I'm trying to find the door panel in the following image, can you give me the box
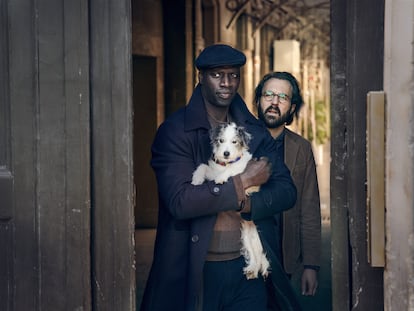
[89,0,136,309]
[1,0,135,310]
[2,0,92,309]
[0,1,13,308]
[330,0,385,309]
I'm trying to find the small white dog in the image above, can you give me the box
[191,122,270,279]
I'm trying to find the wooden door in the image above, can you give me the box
[0,3,13,307]
[1,0,135,310]
[0,0,91,309]
[330,0,385,310]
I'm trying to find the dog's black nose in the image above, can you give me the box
[223,151,230,158]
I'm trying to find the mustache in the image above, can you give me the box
[265,106,281,115]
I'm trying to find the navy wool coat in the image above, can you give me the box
[140,84,301,311]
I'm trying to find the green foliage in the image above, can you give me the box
[314,100,329,145]
[307,100,329,145]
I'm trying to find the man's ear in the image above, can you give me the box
[290,103,296,114]
[198,71,203,84]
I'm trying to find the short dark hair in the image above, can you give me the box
[254,71,303,125]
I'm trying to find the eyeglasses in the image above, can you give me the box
[261,90,290,103]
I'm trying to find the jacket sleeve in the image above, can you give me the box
[248,132,297,221]
[150,120,240,220]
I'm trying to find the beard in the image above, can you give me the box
[258,104,291,129]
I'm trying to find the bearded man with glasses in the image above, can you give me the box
[255,71,322,303]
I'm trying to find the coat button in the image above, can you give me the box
[213,186,220,193]
[191,235,199,243]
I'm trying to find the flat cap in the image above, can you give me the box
[195,44,246,70]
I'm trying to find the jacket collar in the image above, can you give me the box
[184,85,210,131]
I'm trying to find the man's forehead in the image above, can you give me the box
[264,78,292,88]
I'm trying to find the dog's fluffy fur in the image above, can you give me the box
[191,122,270,279]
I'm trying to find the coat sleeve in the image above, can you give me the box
[150,120,241,220]
[248,132,297,221]
[299,141,322,267]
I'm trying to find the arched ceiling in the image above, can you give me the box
[225,0,330,62]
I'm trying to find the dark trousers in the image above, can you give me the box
[202,256,267,311]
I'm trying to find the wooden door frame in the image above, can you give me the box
[89,0,135,309]
[1,0,135,309]
[3,1,92,309]
[330,0,385,310]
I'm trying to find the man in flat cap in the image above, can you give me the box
[141,44,301,311]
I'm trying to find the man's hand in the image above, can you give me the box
[239,157,272,189]
[301,268,318,296]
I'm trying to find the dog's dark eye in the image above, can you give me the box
[232,140,237,144]
[219,139,224,143]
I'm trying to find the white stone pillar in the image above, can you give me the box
[383,0,414,310]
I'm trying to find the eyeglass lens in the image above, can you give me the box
[263,91,290,102]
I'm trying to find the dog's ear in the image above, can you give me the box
[237,126,252,146]
[238,126,252,146]
[209,125,222,144]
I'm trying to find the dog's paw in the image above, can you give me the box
[261,267,270,279]
[245,186,260,196]
[191,164,207,185]
[260,256,271,279]
[243,262,270,280]
[243,266,259,280]
[213,177,226,184]
[212,171,231,185]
